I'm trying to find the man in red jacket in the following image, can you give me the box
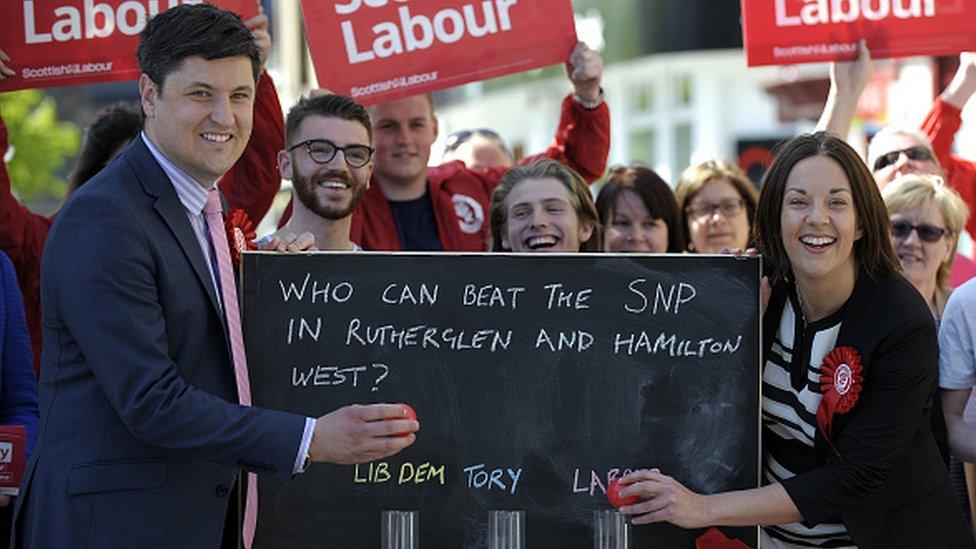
[352,41,611,251]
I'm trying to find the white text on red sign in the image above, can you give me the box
[23,0,203,44]
[774,0,935,27]
[337,0,519,64]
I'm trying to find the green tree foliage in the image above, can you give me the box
[1,90,81,202]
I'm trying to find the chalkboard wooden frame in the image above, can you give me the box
[242,252,762,548]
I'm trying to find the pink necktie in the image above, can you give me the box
[203,189,259,548]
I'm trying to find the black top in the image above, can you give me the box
[388,192,443,251]
[762,271,973,549]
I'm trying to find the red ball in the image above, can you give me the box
[392,403,417,437]
[606,478,639,508]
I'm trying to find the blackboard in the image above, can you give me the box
[241,253,761,548]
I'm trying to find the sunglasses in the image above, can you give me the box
[872,146,935,172]
[443,128,507,153]
[890,220,948,243]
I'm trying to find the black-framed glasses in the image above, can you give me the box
[286,139,373,168]
[686,198,744,220]
[443,128,506,153]
[890,220,948,242]
[872,146,935,172]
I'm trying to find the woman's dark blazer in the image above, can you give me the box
[762,271,973,549]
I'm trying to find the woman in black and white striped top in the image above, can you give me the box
[762,289,852,548]
[617,132,973,548]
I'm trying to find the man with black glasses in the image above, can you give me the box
[268,93,375,252]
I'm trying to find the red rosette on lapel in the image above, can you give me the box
[817,346,864,442]
[223,208,257,268]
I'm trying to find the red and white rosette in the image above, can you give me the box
[816,346,864,441]
[223,208,257,268]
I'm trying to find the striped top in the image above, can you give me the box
[760,290,856,548]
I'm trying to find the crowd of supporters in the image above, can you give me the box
[1,3,976,548]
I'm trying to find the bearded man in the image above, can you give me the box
[270,94,374,251]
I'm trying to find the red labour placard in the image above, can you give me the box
[0,1,258,92]
[300,0,578,105]
[740,0,976,67]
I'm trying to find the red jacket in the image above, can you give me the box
[0,72,285,374]
[350,93,611,251]
[921,97,976,238]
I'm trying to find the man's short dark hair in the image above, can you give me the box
[285,95,373,145]
[137,4,260,92]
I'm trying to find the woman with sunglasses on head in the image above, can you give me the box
[596,166,685,253]
[615,132,973,548]
[675,159,758,254]
[441,128,514,171]
[867,127,944,190]
[489,158,600,253]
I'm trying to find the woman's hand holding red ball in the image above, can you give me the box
[614,469,711,529]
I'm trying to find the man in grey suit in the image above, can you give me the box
[12,5,417,547]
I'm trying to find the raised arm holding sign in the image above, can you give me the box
[814,40,871,138]
[921,53,976,241]
[0,52,14,80]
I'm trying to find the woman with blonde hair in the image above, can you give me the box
[882,174,969,320]
[675,159,759,253]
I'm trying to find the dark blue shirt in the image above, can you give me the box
[388,193,444,251]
